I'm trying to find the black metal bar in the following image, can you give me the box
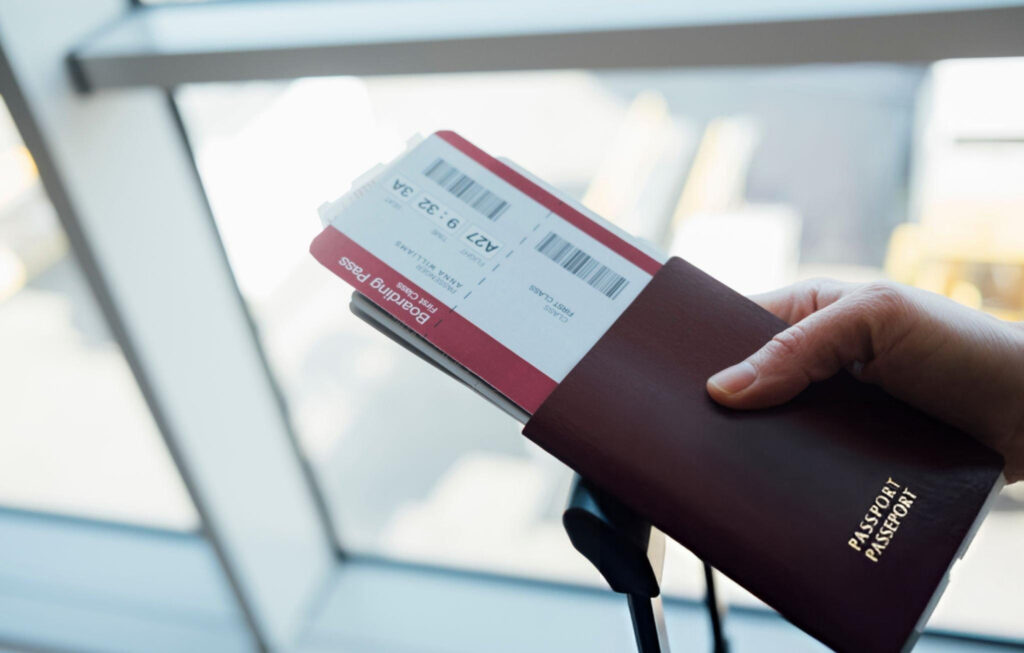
[703,562,729,653]
[628,593,672,653]
[563,474,733,652]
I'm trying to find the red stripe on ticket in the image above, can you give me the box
[311,226,558,413]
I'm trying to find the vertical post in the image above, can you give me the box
[0,2,335,649]
[703,563,729,653]
[627,593,672,653]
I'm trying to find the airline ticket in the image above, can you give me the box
[310,131,666,414]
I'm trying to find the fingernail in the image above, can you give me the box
[708,362,757,394]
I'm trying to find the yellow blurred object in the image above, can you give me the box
[0,145,39,212]
[947,280,983,310]
[885,216,1024,320]
[20,145,38,177]
[898,58,1024,320]
[669,116,759,231]
[0,141,68,286]
[580,91,692,244]
[0,245,28,303]
[582,91,671,222]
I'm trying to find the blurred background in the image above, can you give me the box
[2,1,1024,651]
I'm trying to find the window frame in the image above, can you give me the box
[3,0,1024,650]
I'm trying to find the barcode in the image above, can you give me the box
[423,158,510,221]
[535,232,629,299]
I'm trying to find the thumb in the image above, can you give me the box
[706,297,876,409]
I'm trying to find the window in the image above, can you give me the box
[174,61,1024,641]
[0,87,245,653]
[0,94,197,531]
[7,1,1024,649]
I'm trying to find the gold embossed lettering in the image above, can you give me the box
[848,479,918,563]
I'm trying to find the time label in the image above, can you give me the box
[413,192,464,235]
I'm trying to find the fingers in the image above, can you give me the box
[708,287,887,409]
[749,278,854,325]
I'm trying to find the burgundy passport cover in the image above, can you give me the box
[523,257,1003,653]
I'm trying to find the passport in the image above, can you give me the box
[312,132,1005,653]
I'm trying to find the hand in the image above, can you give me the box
[706,279,1024,482]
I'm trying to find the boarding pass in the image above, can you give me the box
[310,131,666,414]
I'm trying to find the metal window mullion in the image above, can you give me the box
[0,1,335,650]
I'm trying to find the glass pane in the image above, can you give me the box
[174,61,1024,640]
[0,94,197,531]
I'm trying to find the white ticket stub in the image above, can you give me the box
[311,131,665,414]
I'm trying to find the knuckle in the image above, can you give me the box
[803,276,834,292]
[854,281,912,322]
[764,323,809,361]
[788,277,831,301]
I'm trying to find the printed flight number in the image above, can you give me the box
[462,226,502,259]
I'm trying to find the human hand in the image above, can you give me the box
[706,279,1024,482]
